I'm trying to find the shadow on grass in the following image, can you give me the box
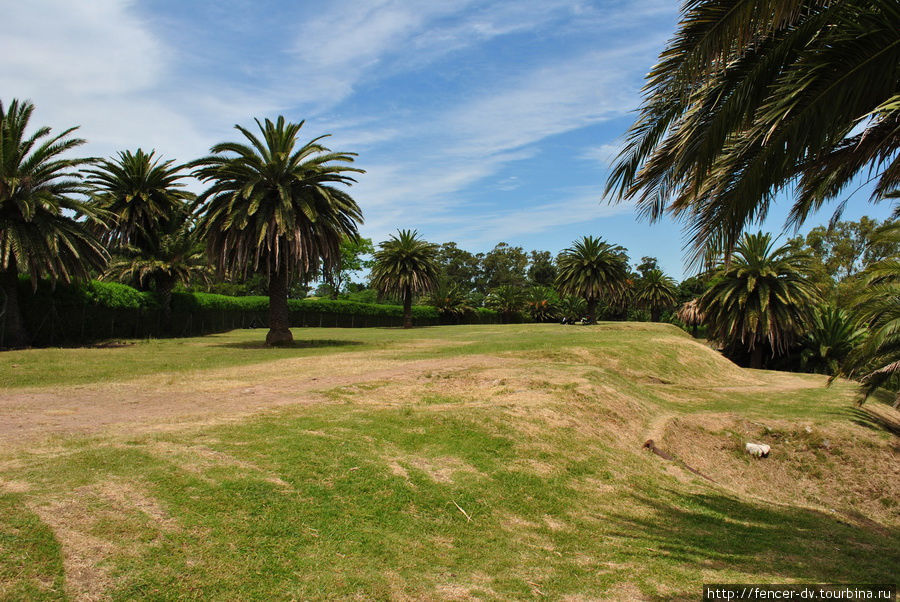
[843,399,900,437]
[603,489,899,600]
[212,339,366,350]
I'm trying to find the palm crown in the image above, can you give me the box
[555,236,629,322]
[700,232,820,367]
[606,0,900,262]
[0,98,107,347]
[84,149,192,252]
[634,269,677,321]
[193,116,363,280]
[371,229,439,328]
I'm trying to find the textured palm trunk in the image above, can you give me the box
[266,267,293,346]
[0,263,29,348]
[750,344,763,370]
[402,284,413,329]
[156,275,176,332]
[586,298,598,324]
[651,307,662,322]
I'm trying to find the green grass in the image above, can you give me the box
[1,324,897,599]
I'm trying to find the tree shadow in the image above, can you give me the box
[213,339,365,350]
[842,399,900,437]
[602,488,899,599]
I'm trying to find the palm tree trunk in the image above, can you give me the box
[586,298,598,324]
[266,266,293,346]
[403,284,413,329]
[0,264,28,348]
[157,275,176,333]
[750,344,763,369]
[651,307,661,322]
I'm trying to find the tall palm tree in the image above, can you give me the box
[555,236,629,323]
[634,268,677,322]
[370,230,439,329]
[843,222,900,407]
[0,99,107,348]
[84,149,192,252]
[103,211,210,322]
[699,232,820,369]
[193,116,363,345]
[606,0,900,263]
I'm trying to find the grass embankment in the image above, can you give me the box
[1,324,897,600]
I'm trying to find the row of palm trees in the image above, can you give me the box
[1,99,363,347]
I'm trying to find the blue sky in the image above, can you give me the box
[1,0,892,279]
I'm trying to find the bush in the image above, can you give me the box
[8,279,499,347]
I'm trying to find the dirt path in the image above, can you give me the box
[0,351,514,447]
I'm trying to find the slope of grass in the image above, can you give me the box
[1,324,897,600]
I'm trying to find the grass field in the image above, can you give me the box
[1,324,898,600]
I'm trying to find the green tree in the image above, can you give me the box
[193,116,363,346]
[436,242,480,293]
[634,268,677,322]
[700,232,820,369]
[371,230,439,329]
[428,278,473,324]
[479,242,528,292]
[607,0,900,261]
[84,149,192,252]
[527,250,557,287]
[0,99,107,348]
[321,236,374,299]
[555,236,629,323]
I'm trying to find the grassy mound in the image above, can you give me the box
[0,324,897,599]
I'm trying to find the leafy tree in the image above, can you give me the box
[634,268,677,322]
[555,236,629,323]
[435,242,480,293]
[607,0,900,261]
[527,250,557,287]
[321,236,374,299]
[700,232,820,369]
[193,116,363,346]
[634,256,658,278]
[0,99,107,347]
[84,149,192,252]
[485,284,525,323]
[479,242,528,292]
[525,286,559,323]
[371,229,439,328]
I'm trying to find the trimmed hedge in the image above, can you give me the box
[7,279,499,347]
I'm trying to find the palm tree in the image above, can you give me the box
[558,296,587,323]
[843,222,900,407]
[634,269,677,322]
[84,149,192,252]
[0,99,107,348]
[486,285,526,323]
[676,298,705,337]
[555,236,629,323]
[606,0,900,262]
[103,211,210,322]
[525,286,559,323]
[429,278,473,324]
[193,116,363,345]
[370,230,439,328]
[699,232,820,369]
[796,305,866,377]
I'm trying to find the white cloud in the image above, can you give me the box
[580,143,624,168]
